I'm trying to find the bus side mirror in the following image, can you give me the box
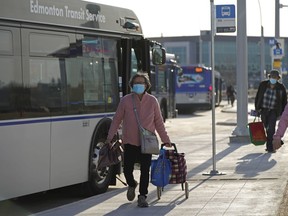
[152,47,166,65]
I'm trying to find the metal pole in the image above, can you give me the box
[199,34,202,65]
[260,26,265,81]
[203,0,224,176]
[257,0,265,81]
[210,0,216,174]
[275,0,280,38]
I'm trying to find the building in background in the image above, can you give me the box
[149,33,288,89]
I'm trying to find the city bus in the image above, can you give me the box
[0,0,165,201]
[175,65,222,112]
[150,53,182,121]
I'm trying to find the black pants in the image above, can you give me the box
[261,109,277,151]
[123,144,152,196]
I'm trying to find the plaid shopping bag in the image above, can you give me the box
[165,150,187,184]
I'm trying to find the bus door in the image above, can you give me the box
[119,37,165,98]
[21,28,75,190]
[120,38,152,96]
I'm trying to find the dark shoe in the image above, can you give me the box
[267,150,276,153]
[137,195,148,207]
[127,181,138,201]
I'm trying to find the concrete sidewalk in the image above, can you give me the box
[35,103,288,216]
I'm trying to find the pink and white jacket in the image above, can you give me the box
[107,92,170,146]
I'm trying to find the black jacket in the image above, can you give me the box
[255,80,287,117]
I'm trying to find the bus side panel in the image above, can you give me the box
[50,117,95,189]
[0,123,50,201]
[176,92,209,104]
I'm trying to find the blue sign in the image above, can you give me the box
[274,48,283,56]
[269,38,276,46]
[216,5,236,19]
[215,4,236,33]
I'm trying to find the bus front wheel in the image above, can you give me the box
[89,140,114,194]
[83,119,115,196]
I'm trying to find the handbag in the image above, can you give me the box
[132,94,160,155]
[97,140,123,169]
[248,117,267,146]
[151,149,172,187]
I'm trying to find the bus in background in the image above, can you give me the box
[175,65,222,112]
[0,0,165,201]
[150,53,182,122]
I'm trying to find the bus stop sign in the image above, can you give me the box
[215,5,236,33]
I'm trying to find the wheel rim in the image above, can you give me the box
[91,142,112,184]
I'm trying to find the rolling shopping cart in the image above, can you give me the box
[156,143,189,199]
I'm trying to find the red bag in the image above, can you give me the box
[248,119,267,146]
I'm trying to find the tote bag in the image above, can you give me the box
[151,150,171,187]
[248,118,267,146]
[140,127,160,155]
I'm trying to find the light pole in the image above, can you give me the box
[275,0,288,38]
[258,0,265,81]
[275,1,288,72]
[276,0,280,38]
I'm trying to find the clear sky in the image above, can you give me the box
[87,0,288,38]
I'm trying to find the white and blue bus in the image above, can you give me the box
[175,65,222,112]
[0,0,165,201]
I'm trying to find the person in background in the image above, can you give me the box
[255,69,287,153]
[226,84,236,107]
[105,72,171,208]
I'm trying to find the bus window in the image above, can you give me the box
[0,29,22,120]
[80,36,119,113]
[0,29,13,54]
[30,33,70,56]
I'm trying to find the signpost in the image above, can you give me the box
[215,5,236,33]
[203,3,236,176]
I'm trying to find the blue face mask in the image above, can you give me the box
[132,84,145,94]
[269,78,277,85]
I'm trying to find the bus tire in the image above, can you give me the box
[83,118,115,196]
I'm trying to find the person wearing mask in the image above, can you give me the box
[255,69,287,153]
[106,71,171,207]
